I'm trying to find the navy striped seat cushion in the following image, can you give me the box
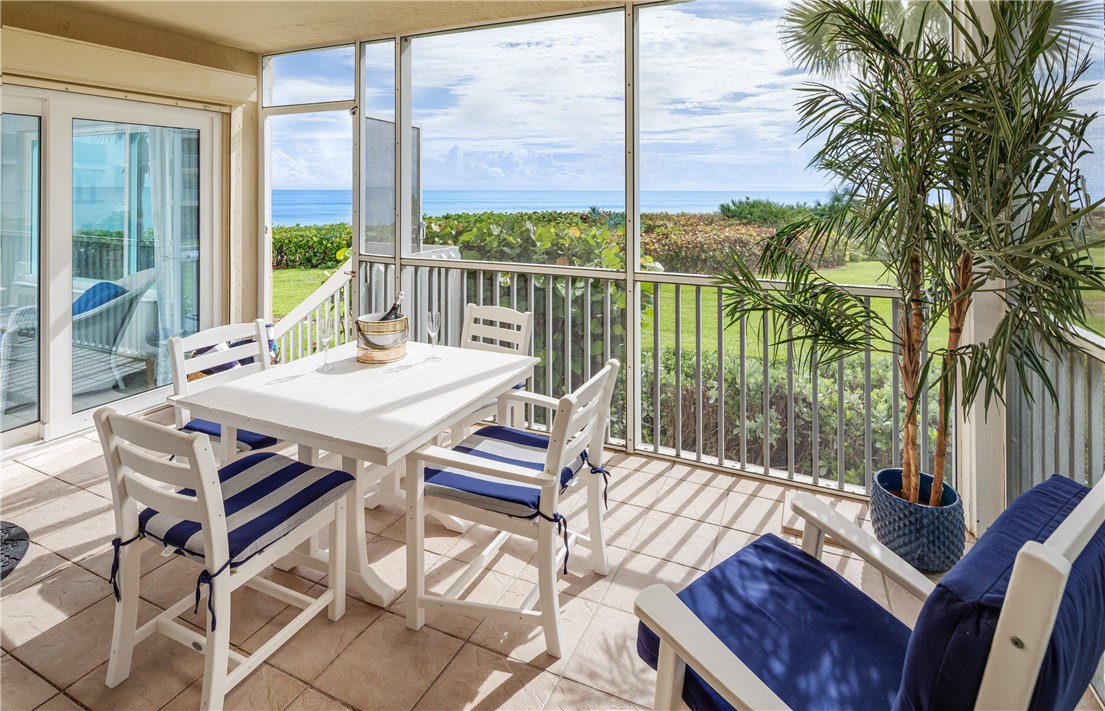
[424,425,583,518]
[181,418,278,451]
[138,452,354,565]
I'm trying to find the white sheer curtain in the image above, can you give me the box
[147,127,180,386]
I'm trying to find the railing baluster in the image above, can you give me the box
[837,358,845,490]
[674,284,683,455]
[717,288,725,467]
[653,282,661,452]
[1057,349,1071,476]
[762,311,770,478]
[1088,358,1103,486]
[812,347,820,486]
[864,296,873,493]
[585,278,593,383]
[892,298,901,468]
[564,276,573,395]
[545,276,553,426]
[739,313,747,469]
[1072,351,1086,480]
[695,286,703,462]
[786,322,794,480]
[1042,349,1055,476]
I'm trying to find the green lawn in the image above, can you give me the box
[272,268,331,320]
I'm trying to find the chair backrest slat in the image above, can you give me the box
[95,408,230,568]
[460,304,533,356]
[169,319,270,427]
[546,360,620,482]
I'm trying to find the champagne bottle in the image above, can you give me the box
[379,291,405,321]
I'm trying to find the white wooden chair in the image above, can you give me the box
[634,474,1105,711]
[365,304,534,532]
[168,319,282,462]
[405,359,620,658]
[94,408,353,711]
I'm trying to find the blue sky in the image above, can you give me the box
[267,0,1104,200]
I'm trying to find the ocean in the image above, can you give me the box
[270,189,835,226]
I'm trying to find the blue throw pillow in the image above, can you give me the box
[73,282,127,316]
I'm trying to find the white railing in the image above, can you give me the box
[1007,325,1105,497]
[358,255,948,497]
[273,259,355,363]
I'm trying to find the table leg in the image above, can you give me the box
[405,454,426,630]
[221,426,238,464]
[343,457,398,607]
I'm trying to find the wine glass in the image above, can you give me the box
[426,310,441,362]
[317,310,335,372]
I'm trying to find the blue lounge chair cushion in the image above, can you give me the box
[895,475,1105,711]
[73,282,127,316]
[182,418,278,451]
[637,533,911,711]
[138,452,353,564]
[424,425,584,518]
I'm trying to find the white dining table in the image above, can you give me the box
[170,340,538,607]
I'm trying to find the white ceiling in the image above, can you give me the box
[59,0,622,54]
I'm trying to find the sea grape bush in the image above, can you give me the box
[272,223,353,269]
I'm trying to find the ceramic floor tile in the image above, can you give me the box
[468,579,597,675]
[543,678,643,711]
[284,688,353,710]
[313,612,463,711]
[605,471,667,510]
[600,551,701,613]
[651,478,728,525]
[4,488,112,543]
[35,508,116,565]
[560,497,646,552]
[362,501,406,535]
[1,565,110,650]
[160,663,305,711]
[562,605,656,708]
[443,523,538,580]
[15,436,104,474]
[518,542,624,604]
[728,476,788,501]
[66,632,205,711]
[380,513,465,556]
[603,453,669,475]
[11,595,162,690]
[1,654,59,711]
[885,576,925,628]
[627,510,717,571]
[239,587,383,683]
[0,476,85,521]
[0,542,70,597]
[720,489,786,535]
[32,693,83,711]
[659,461,737,491]
[0,461,55,494]
[711,527,758,567]
[390,556,514,640]
[414,642,559,711]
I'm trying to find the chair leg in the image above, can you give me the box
[105,543,141,688]
[199,575,232,711]
[537,523,564,658]
[328,495,348,621]
[587,470,610,576]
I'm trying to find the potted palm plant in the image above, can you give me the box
[718,0,1104,572]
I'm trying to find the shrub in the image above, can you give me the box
[719,197,814,227]
[272,223,352,269]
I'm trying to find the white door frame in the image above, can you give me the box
[6,86,222,442]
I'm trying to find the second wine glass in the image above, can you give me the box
[317,310,335,372]
[426,310,441,362]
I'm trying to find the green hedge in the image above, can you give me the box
[272,223,352,269]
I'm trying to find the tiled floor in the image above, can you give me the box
[1,408,1100,711]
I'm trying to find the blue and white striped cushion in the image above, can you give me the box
[424,425,583,518]
[138,452,353,566]
[181,418,279,451]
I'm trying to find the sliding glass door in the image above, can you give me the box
[2,86,221,444]
[71,120,201,412]
[0,113,42,435]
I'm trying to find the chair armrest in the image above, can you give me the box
[414,445,554,485]
[634,585,791,711]
[498,389,559,410]
[791,492,934,601]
